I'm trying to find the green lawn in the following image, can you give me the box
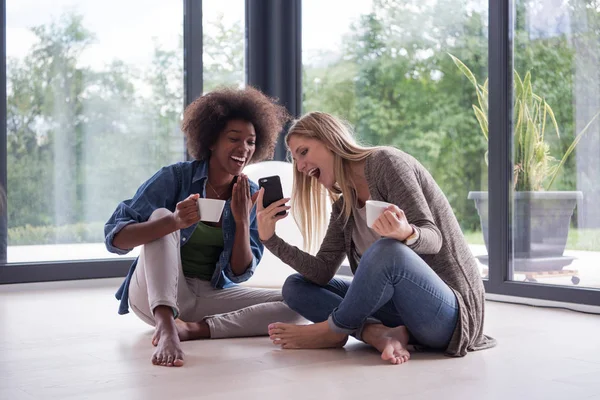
[463,229,600,252]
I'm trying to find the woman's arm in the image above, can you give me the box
[371,150,442,254]
[112,214,178,250]
[112,194,200,251]
[104,165,183,255]
[259,195,346,286]
[229,175,256,275]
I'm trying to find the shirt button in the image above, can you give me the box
[182,237,186,241]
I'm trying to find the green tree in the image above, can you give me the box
[304,0,489,230]
[202,13,244,91]
[7,13,185,243]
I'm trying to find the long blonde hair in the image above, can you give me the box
[285,112,381,254]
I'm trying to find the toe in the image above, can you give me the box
[156,355,164,365]
[173,358,184,367]
[166,355,174,366]
[270,332,287,340]
[268,322,286,331]
[381,345,395,362]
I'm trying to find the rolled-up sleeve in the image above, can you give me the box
[104,165,181,255]
[104,219,137,255]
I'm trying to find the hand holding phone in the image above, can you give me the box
[259,175,285,216]
[256,175,290,241]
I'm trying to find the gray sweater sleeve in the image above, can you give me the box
[370,151,443,254]
[261,204,347,286]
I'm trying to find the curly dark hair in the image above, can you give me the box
[181,86,290,162]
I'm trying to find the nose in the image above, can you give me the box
[296,160,307,174]
[238,141,251,154]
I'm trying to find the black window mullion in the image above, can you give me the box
[488,0,513,292]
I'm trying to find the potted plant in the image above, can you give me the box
[450,54,599,271]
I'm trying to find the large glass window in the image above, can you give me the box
[6,0,184,262]
[302,0,489,278]
[510,0,600,288]
[202,0,244,91]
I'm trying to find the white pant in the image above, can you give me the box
[128,208,303,338]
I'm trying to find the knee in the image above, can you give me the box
[282,273,308,308]
[149,208,171,221]
[360,238,414,269]
[143,208,179,247]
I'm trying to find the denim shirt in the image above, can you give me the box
[104,160,264,315]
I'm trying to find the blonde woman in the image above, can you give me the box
[256,112,496,364]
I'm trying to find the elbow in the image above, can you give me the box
[108,232,131,255]
[111,234,125,252]
[424,232,443,255]
[432,228,443,253]
[311,272,336,287]
[412,225,442,254]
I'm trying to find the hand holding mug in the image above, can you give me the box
[172,193,201,230]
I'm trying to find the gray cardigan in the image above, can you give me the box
[263,147,496,356]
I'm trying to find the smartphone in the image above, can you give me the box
[259,175,286,216]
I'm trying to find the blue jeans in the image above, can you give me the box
[283,238,459,349]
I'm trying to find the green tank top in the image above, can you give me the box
[180,221,224,280]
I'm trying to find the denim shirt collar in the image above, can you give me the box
[192,159,210,183]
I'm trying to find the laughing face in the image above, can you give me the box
[287,135,336,189]
[210,119,256,176]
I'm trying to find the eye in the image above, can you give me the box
[300,148,308,156]
[229,138,239,143]
[247,140,256,146]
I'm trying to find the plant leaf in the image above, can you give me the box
[545,102,560,139]
[473,105,488,141]
[546,110,600,189]
[448,53,479,89]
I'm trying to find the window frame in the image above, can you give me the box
[2,0,599,308]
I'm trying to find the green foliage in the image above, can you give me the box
[303,0,489,231]
[451,54,600,191]
[8,2,600,243]
[302,0,600,230]
[7,11,244,246]
[9,222,105,245]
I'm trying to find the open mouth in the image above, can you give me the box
[308,167,320,179]
[231,155,246,166]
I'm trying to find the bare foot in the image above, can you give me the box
[268,321,348,349]
[150,307,185,367]
[362,324,410,365]
[176,319,210,341]
[152,319,210,345]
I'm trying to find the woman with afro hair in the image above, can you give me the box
[105,87,303,367]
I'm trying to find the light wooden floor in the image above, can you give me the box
[1,278,599,400]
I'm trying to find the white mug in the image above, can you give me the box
[197,198,226,223]
[365,200,394,228]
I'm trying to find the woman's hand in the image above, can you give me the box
[256,188,290,241]
[231,174,254,225]
[372,205,414,242]
[172,193,201,230]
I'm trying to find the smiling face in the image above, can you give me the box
[210,119,256,176]
[287,135,336,189]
